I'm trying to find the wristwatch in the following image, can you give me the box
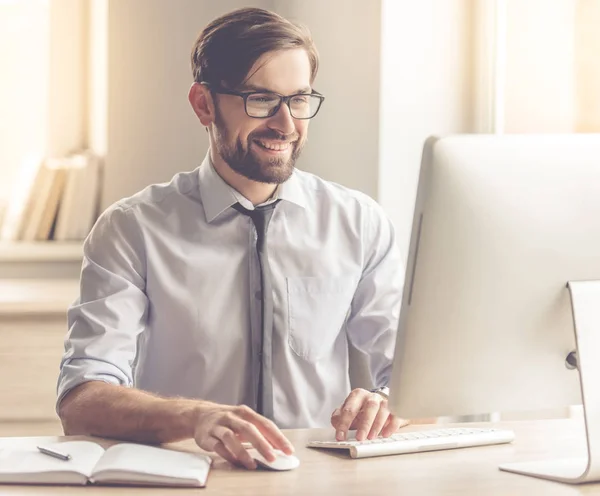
[369,386,390,399]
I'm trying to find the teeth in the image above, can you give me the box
[257,140,291,151]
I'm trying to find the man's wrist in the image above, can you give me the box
[180,399,216,438]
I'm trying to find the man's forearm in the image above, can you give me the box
[58,381,214,444]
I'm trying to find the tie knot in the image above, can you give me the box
[233,201,278,218]
[232,201,280,236]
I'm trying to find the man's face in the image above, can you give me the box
[211,48,312,184]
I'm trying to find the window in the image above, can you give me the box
[478,0,600,134]
[0,0,50,202]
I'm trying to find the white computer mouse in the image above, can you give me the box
[246,448,300,471]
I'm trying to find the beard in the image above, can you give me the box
[213,111,304,184]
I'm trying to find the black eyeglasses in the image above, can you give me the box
[202,83,325,119]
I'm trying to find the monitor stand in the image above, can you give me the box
[499,280,600,484]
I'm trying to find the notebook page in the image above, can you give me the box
[91,443,211,486]
[0,441,105,484]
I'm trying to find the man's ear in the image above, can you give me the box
[188,82,215,127]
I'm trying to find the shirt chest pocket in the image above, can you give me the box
[286,276,357,362]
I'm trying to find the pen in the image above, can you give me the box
[36,445,72,461]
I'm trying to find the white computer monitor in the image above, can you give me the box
[388,134,600,484]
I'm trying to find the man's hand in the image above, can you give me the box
[331,388,409,442]
[193,404,294,470]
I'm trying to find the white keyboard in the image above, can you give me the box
[307,427,515,459]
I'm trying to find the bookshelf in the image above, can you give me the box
[0,241,83,263]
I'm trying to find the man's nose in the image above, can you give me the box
[267,102,296,136]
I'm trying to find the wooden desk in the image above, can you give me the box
[0,419,599,495]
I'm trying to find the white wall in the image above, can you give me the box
[379,0,475,261]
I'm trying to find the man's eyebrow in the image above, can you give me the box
[293,86,312,94]
[240,84,312,94]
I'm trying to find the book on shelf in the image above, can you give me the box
[0,440,212,487]
[21,158,68,242]
[54,152,102,241]
[16,159,51,241]
[0,151,102,243]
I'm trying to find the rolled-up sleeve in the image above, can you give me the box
[56,203,148,410]
[345,203,404,388]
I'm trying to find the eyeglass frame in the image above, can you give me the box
[200,82,325,120]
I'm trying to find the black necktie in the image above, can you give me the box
[232,201,279,420]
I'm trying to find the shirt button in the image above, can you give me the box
[254,290,262,300]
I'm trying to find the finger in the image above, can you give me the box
[367,405,390,440]
[335,389,367,441]
[355,395,383,441]
[196,432,221,452]
[225,414,277,462]
[380,415,393,437]
[211,440,247,468]
[196,424,257,469]
[330,408,342,430]
[197,430,247,467]
[235,406,295,455]
[381,415,410,438]
[212,425,257,469]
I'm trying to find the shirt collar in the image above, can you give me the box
[197,151,308,223]
[197,153,240,223]
[278,167,308,210]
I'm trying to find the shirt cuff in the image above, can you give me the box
[56,357,133,413]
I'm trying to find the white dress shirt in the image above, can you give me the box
[57,153,404,428]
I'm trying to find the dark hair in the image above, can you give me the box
[191,8,319,88]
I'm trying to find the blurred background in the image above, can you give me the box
[0,0,598,431]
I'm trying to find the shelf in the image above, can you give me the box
[0,279,79,315]
[0,242,83,262]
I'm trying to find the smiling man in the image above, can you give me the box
[57,7,406,470]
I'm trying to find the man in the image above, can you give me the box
[57,7,405,470]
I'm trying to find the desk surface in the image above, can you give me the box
[0,419,598,495]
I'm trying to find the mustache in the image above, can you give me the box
[250,130,299,142]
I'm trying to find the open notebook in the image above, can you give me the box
[0,441,211,487]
